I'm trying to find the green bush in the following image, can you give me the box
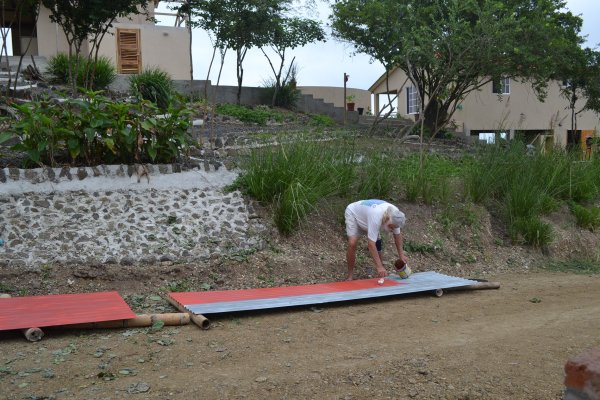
[261,80,300,109]
[509,216,553,247]
[569,202,600,231]
[215,103,286,125]
[310,114,336,127]
[46,53,116,90]
[129,67,174,110]
[7,90,194,166]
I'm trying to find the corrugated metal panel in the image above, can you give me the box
[0,291,135,331]
[171,272,476,315]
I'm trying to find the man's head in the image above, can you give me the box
[390,208,406,229]
[384,206,406,232]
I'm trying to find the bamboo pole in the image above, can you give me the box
[63,313,190,329]
[166,296,211,330]
[447,282,501,291]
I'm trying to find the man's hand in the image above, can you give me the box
[376,266,388,278]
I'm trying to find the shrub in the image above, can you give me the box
[8,90,194,166]
[310,114,336,127]
[509,216,553,247]
[215,103,286,125]
[569,202,600,231]
[129,67,174,110]
[46,53,71,84]
[46,53,116,90]
[261,79,300,109]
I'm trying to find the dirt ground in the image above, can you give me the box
[1,194,600,400]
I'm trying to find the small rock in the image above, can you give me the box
[127,382,150,394]
[255,376,268,383]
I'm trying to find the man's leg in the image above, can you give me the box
[376,237,383,262]
[346,236,359,281]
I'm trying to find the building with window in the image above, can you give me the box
[1,1,190,79]
[369,67,600,150]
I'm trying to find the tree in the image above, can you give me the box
[557,47,600,134]
[187,0,290,104]
[331,0,585,137]
[261,16,325,106]
[41,0,151,94]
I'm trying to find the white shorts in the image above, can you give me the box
[345,206,364,237]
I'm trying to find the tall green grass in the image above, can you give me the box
[235,136,600,242]
[236,138,354,233]
[569,202,600,231]
[129,67,174,110]
[47,53,116,90]
[397,153,463,205]
[355,152,399,200]
[465,142,600,246]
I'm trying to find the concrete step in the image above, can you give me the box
[358,115,413,127]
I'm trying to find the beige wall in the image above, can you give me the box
[37,6,74,57]
[97,23,190,80]
[371,68,600,147]
[36,5,189,80]
[299,86,371,111]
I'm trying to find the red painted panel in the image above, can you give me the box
[0,291,135,331]
[170,278,403,305]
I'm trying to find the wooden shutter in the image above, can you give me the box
[117,29,141,74]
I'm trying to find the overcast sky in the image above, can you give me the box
[157,0,600,90]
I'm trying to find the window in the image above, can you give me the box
[479,132,507,144]
[406,86,420,114]
[492,77,510,95]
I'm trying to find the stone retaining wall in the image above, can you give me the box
[0,163,267,269]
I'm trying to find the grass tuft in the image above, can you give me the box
[544,259,600,274]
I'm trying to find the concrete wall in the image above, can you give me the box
[36,7,73,58]
[35,5,189,80]
[97,23,190,80]
[299,86,371,112]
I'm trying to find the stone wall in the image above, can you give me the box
[0,163,267,269]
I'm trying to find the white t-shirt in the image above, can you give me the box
[346,200,402,242]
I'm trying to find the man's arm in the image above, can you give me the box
[393,233,408,264]
[367,239,387,278]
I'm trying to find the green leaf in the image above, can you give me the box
[67,139,80,158]
[84,127,96,141]
[141,120,156,131]
[150,320,164,332]
[148,145,157,161]
[28,149,40,163]
[0,132,13,144]
[37,140,48,152]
